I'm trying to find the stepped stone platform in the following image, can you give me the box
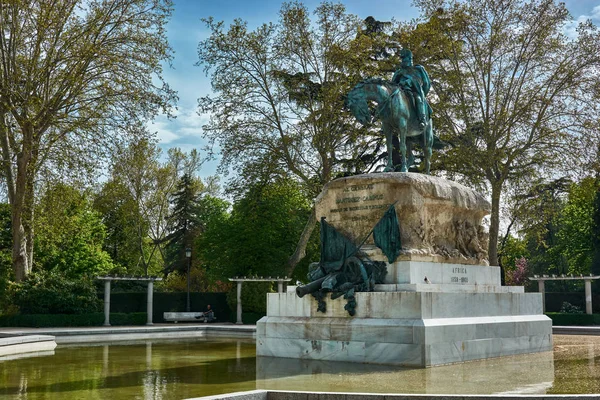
[257,262,551,367]
[256,173,552,367]
[0,334,56,358]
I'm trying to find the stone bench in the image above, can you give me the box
[163,312,213,323]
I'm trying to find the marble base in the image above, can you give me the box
[257,290,552,367]
[0,335,57,357]
[256,351,555,394]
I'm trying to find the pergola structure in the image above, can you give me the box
[529,274,600,314]
[229,276,292,324]
[97,276,163,326]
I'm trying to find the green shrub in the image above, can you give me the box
[11,271,101,314]
[0,312,146,327]
[545,312,600,326]
[559,301,584,314]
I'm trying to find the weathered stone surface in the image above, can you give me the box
[257,175,552,368]
[314,172,490,265]
[266,291,545,320]
[256,312,553,367]
[381,260,501,285]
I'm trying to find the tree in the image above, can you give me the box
[34,183,114,278]
[0,203,12,311]
[99,133,206,275]
[93,180,145,273]
[593,182,600,277]
[555,177,597,275]
[200,178,317,282]
[197,3,396,274]
[516,178,570,277]
[0,0,176,280]
[164,173,203,273]
[407,0,600,265]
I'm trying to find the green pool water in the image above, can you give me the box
[0,335,599,399]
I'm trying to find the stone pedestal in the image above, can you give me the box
[315,172,491,265]
[256,173,552,367]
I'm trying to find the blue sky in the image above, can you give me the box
[151,0,600,179]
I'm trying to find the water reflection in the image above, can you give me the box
[550,335,600,394]
[256,351,555,395]
[0,335,598,398]
[0,338,257,400]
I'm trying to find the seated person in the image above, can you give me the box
[196,304,215,322]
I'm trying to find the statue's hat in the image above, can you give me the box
[400,48,413,58]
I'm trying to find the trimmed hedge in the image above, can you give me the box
[544,292,600,313]
[0,312,147,327]
[546,312,600,326]
[229,312,265,325]
[109,292,231,322]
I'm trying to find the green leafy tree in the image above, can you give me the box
[34,183,114,278]
[160,194,230,291]
[555,177,597,275]
[407,0,600,266]
[93,180,141,272]
[593,183,600,277]
[0,0,176,280]
[200,178,317,282]
[519,179,570,277]
[499,234,528,279]
[101,137,204,275]
[197,2,396,274]
[0,204,13,312]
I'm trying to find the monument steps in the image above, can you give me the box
[257,173,552,366]
[373,283,524,293]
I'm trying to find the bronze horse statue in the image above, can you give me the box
[346,78,434,174]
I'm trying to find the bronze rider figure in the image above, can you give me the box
[391,49,431,129]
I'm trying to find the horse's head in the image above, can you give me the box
[345,86,372,125]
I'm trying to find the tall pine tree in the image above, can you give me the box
[164,174,201,273]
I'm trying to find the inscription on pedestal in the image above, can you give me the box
[330,184,388,214]
[450,266,469,283]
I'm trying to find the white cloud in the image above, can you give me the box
[146,106,210,145]
[147,118,179,144]
[564,5,600,38]
[177,108,210,136]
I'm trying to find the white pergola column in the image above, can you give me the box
[277,280,283,293]
[585,279,593,315]
[146,281,154,325]
[103,280,111,326]
[236,281,243,325]
[538,280,545,313]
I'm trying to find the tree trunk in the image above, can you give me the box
[286,206,317,276]
[488,182,502,269]
[10,130,34,281]
[11,216,29,282]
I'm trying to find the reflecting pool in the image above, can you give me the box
[0,335,598,399]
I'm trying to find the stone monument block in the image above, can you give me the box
[315,173,490,265]
[257,172,552,367]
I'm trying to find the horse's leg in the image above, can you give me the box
[406,140,414,171]
[423,121,434,175]
[384,124,394,172]
[398,118,408,172]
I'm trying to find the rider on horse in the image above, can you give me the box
[391,49,431,129]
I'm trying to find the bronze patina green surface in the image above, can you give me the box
[0,335,599,398]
